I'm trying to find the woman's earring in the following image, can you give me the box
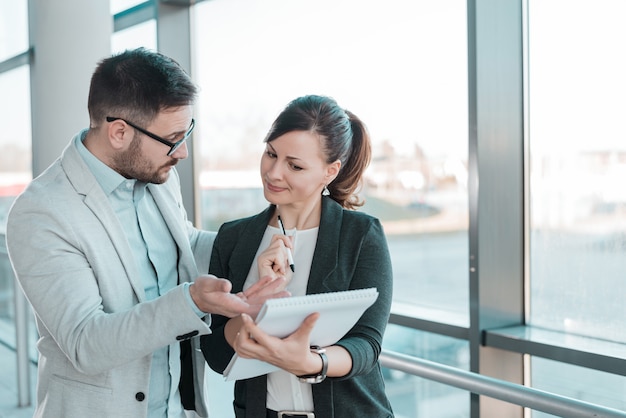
[322,185,330,196]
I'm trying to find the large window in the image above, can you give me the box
[194,0,468,315]
[110,0,147,15]
[110,0,157,53]
[0,0,30,221]
[0,1,32,344]
[531,357,626,415]
[382,325,469,417]
[528,0,626,344]
[528,0,626,412]
[0,66,31,226]
[193,0,468,415]
[0,1,28,62]
[111,20,157,53]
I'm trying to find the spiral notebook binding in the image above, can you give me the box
[264,287,378,308]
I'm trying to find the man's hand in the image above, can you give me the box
[189,274,290,318]
[189,275,251,317]
[238,275,291,318]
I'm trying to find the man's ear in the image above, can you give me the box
[107,119,130,151]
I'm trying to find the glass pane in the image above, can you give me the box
[0,0,29,61]
[529,0,626,343]
[194,0,469,319]
[110,0,147,15]
[531,357,626,417]
[111,20,157,53]
[0,66,32,228]
[383,324,469,417]
[0,65,33,353]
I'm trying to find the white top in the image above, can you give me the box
[243,225,319,412]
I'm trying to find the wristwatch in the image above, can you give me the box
[297,346,328,384]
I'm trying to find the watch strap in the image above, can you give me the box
[297,345,328,384]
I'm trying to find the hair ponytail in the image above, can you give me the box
[327,111,371,209]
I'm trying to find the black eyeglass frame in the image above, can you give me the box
[106,116,195,156]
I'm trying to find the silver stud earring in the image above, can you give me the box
[322,185,330,196]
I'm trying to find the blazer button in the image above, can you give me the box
[135,392,145,402]
[176,330,199,341]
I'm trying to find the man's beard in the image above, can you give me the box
[112,134,174,184]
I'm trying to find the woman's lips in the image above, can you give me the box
[265,181,286,193]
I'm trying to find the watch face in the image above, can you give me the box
[298,375,323,384]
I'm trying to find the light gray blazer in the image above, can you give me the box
[6,133,215,418]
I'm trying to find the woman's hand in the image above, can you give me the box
[232,312,324,377]
[257,235,294,285]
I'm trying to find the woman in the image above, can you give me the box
[201,95,394,417]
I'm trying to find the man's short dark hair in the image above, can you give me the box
[88,47,198,126]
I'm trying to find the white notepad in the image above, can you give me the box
[223,287,379,381]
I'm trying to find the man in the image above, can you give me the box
[5,48,285,418]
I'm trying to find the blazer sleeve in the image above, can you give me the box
[6,174,211,376]
[333,217,393,380]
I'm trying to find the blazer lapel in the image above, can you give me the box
[61,142,147,302]
[228,206,274,292]
[307,197,342,294]
[148,181,199,283]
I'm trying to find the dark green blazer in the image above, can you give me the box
[201,197,394,417]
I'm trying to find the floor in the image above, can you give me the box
[0,342,36,418]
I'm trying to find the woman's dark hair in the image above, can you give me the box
[264,95,371,210]
[88,47,197,126]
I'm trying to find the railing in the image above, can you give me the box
[5,324,626,416]
[381,350,626,418]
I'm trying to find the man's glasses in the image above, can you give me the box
[106,116,195,156]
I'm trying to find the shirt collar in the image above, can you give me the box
[75,129,132,196]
